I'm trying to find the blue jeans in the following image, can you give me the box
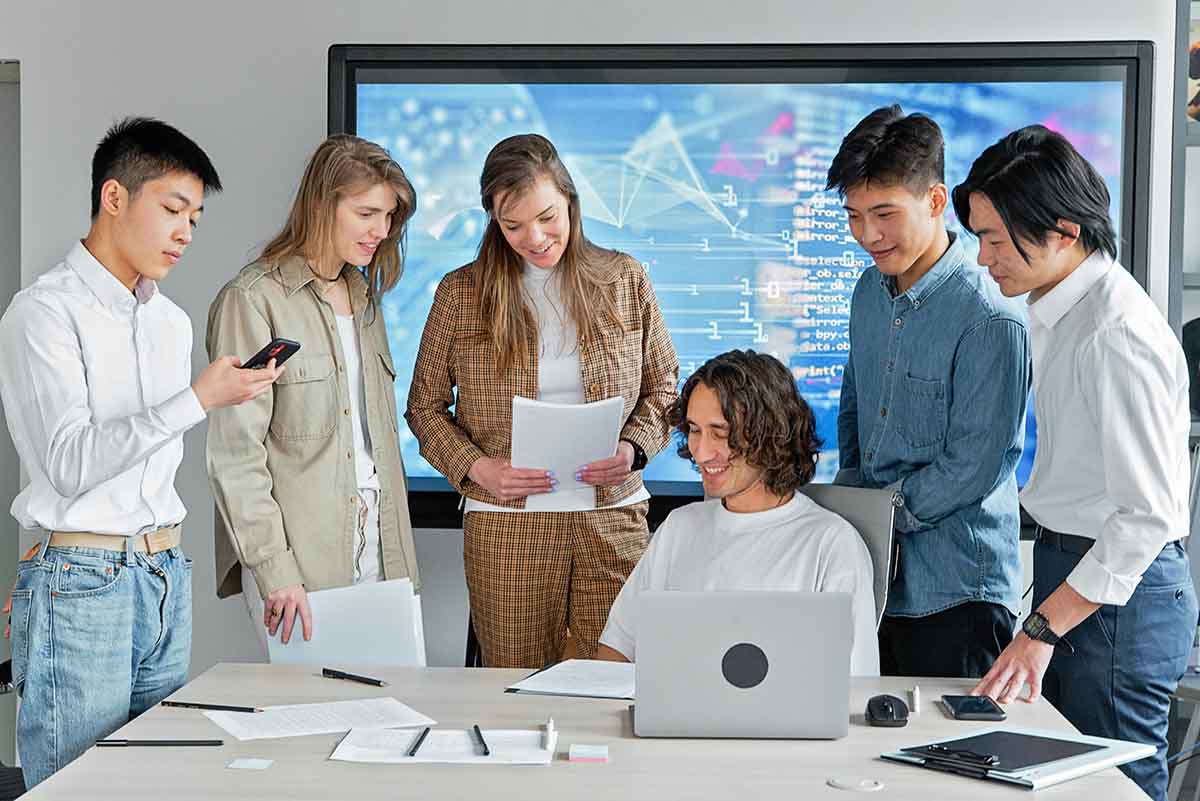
[9,540,192,789]
[1036,537,1197,801]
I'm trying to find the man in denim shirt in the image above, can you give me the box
[828,106,1029,678]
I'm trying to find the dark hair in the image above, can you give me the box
[669,350,822,495]
[825,104,945,196]
[951,125,1117,264]
[91,117,222,218]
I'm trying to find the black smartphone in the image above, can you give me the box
[242,338,301,370]
[941,694,1007,721]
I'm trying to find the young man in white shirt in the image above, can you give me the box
[596,349,879,676]
[958,126,1196,801]
[0,118,282,788]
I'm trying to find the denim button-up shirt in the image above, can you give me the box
[835,234,1029,617]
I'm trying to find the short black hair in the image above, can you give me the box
[951,125,1117,264]
[91,117,222,218]
[669,349,822,495]
[825,104,945,196]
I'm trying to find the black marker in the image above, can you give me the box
[472,724,490,756]
[322,667,387,687]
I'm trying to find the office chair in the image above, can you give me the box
[798,484,897,628]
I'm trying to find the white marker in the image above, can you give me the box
[908,685,921,715]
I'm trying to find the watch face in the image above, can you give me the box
[1023,614,1047,638]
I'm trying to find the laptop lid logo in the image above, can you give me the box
[722,642,769,689]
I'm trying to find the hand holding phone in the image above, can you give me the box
[242,338,301,370]
[941,694,1007,721]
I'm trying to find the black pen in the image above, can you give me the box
[96,739,223,747]
[472,724,490,756]
[162,701,263,713]
[407,727,431,757]
[322,667,387,687]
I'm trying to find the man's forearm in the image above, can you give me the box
[1036,581,1102,637]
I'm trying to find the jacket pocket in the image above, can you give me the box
[270,354,338,440]
[894,374,947,450]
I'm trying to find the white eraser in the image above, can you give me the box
[569,744,609,763]
[226,758,273,771]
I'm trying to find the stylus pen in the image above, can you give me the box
[321,667,387,687]
[472,724,491,756]
[96,739,224,747]
[161,701,263,713]
[407,727,431,757]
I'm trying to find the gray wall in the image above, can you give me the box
[0,64,19,764]
[0,0,1186,677]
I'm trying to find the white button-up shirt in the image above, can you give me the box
[1020,250,1190,606]
[0,241,206,536]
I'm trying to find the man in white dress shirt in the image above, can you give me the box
[0,118,281,788]
[957,126,1196,801]
[595,349,879,676]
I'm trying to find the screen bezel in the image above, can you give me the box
[328,42,1154,529]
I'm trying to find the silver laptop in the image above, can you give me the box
[634,591,851,739]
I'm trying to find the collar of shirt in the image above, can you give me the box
[66,239,158,310]
[1027,249,1113,330]
[277,255,372,316]
[880,232,964,306]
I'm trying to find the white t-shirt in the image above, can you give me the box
[335,314,378,490]
[599,493,880,676]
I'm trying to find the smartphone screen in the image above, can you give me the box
[941,694,1007,720]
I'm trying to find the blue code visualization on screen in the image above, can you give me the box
[356,80,1124,490]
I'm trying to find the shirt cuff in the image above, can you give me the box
[444,442,486,492]
[1066,550,1142,606]
[617,426,660,461]
[598,623,635,662]
[249,549,306,599]
[159,387,207,432]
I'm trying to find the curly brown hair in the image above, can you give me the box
[669,350,822,495]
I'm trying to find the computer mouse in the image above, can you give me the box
[865,693,909,727]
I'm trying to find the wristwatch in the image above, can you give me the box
[621,438,648,471]
[1022,611,1072,652]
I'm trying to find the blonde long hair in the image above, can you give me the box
[477,134,623,375]
[260,135,416,307]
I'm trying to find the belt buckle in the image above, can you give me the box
[143,528,172,554]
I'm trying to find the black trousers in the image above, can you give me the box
[878,601,1016,678]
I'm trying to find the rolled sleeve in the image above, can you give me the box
[1067,550,1142,605]
[1064,323,1184,606]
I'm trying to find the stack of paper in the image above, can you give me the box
[505,659,635,700]
[204,697,435,741]
[511,396,625,512]
[331,727,557,765]
[267,577,426,667]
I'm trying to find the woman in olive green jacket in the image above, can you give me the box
[206,135,420,649]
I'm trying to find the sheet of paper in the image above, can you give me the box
[510,396,624,512]
[506,659,635,700]
[331,727,557,765]
[204,697,435,741]
[266,577,425,667]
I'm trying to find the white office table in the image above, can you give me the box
[23,663,1149,800]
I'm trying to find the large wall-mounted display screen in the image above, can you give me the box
[330,44,1151,514]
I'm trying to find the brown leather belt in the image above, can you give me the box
[48,525,181,555]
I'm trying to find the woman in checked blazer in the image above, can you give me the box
[406,133,679,668]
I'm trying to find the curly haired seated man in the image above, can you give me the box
[595,349,879,675]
